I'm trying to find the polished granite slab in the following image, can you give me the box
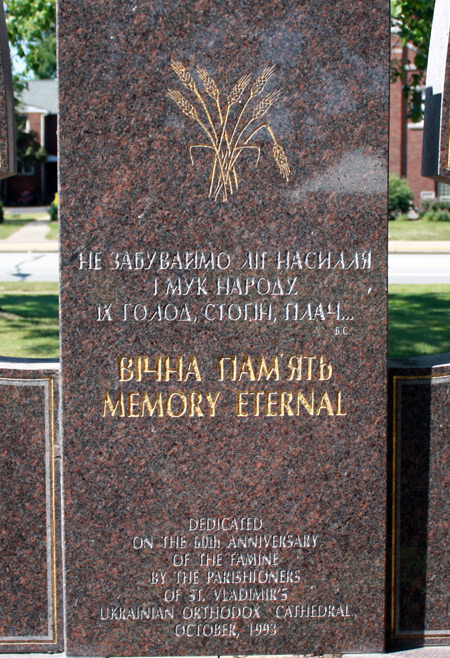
[59,0,389,654]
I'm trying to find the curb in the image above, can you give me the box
[388,241,450,254]
[0,242,59,253]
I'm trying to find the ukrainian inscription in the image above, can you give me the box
[78,247,371,334]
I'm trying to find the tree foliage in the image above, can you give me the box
[5,0,56,83]
[32,33,56,79]
[391,0,435,121]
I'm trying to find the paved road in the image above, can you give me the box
[389,253,450,284]
[0,252,59,282]
[0,252,449,284]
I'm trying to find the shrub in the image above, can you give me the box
[421,208,450,222]
[419,198,450,216]
[389,174,414,219]
[0,198,3,224]
[49,192,58,221]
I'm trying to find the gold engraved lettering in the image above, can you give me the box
[118,355,201,382]
[280,391,294,416]
[128,392,141,418]
[296,391,314,416]
[118,356,134,382]
[335,390,347,416]
[103,391,126,417]
[163,357,183,382]
[319,356,333,381]
[184,356,202,381]
[316,391,334,416]
[205,392,220,417]
[168,60,290,202]
[287,355,333,381]
[256,355,280,381]
[102,391,220,418]
[266,392,278,417]
[234,390,346,418]
[141,392,164,417]
[138,356,163,382]
[189,391,204,417]
[220,354,333,382]
[236,391,249,417]
[166,391,188,417]
[238,355,256,381]
[253,391,265,417]
[218,356,237,381]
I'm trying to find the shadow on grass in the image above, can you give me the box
[0,293,59,318]
[0,293,59,358]
[389,291,450,358]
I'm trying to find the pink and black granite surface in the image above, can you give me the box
[59,0,389,655]
[0,360,63,653]
[388,354,450,648]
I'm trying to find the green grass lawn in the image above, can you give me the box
[0,282,449,360]
[389,284,450,358]
[46,221,59,240]
[0,282,59,358]
[389,219,450,241]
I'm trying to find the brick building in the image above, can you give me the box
[390,30,449,207]
[2,79,58,205]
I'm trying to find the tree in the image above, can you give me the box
[5,0,56,83]
[32,33,56,79]
[3,1,54,191]
[391,0,435,121]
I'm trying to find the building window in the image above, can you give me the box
[408,88,425,128]
[437,182,450,200]
[17,163,35,176]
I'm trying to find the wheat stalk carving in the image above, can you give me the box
[168,59,291,202]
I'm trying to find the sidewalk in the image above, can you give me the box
[0,209,58,252]
[389,240,450,253]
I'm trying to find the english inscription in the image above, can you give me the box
[99,517,352,640]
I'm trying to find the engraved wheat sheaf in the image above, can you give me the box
[168,59,291,202]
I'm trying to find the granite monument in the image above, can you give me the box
[388,355,450,648]
[0,361,63,653]
[59,0,389,654]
